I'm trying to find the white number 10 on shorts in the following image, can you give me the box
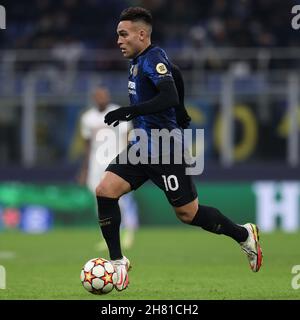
[162,175,179,191]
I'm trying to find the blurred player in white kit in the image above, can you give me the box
[78,86,139,250]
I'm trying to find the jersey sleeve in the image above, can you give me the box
[170,63,185,105]
[143,49,174,86]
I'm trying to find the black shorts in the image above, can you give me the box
[105,147,197,207]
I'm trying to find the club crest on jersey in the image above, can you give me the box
[156,63,168,74]
[133,65,138,76]
[130,64,138,77]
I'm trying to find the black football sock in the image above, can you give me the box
[96,196,122,260]
[190,205,248,243]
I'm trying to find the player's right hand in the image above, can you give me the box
[104,107,136,126]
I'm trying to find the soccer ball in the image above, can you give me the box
[80,257,117,294]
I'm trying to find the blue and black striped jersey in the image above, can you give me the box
[128,45,179,132]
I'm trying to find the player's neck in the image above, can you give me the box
[135,43,153,59]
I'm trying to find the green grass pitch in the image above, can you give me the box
[0,227,300,300]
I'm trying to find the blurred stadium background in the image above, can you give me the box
[1,0,299,232]
[0,0,300,300]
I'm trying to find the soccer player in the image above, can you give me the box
[78,86,139,250]
[96,7,263,291]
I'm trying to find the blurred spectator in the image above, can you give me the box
[78,86,139,250]
[2,0,297,50]
[1,0,298,73]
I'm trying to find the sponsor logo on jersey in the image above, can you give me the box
[128,81,136,89]
[128,81,136,95]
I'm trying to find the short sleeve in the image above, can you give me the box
[143,49,174,86]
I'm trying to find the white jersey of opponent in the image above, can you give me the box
[80,104,129,191]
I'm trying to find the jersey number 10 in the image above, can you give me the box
[162,175,179,191]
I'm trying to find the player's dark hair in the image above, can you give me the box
[120,7,152,26]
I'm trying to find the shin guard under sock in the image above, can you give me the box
[96,196,122,260]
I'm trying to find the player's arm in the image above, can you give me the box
[170,63,191,129]
[104,80,179,126]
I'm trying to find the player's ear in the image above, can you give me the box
[139,29,146,41]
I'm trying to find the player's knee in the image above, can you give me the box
[174,200,198,224]
[175,210,194,224]
[95,181,115,198]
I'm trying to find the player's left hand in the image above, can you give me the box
[104,107,136,126]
